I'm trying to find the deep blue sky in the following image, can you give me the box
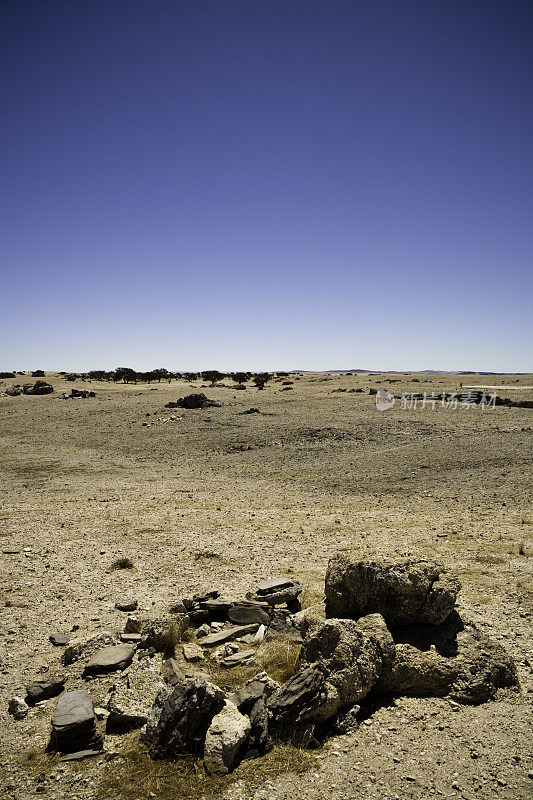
[1,1,532,372]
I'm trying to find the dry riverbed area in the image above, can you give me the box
[0,372,532,800]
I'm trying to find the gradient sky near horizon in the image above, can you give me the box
[1,1,532,372]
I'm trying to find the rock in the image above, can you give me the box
[50,633,69,647]
[23,380,54,395]
[267,666,326,727]
[61,632,119,666]
[148,678,225,759]
[8,697,29,720]
[257,578,294,595]
[161,658,185,686]
[182,643,205,663]
[221,649,256,668]
[325,555,461,625]
[331,704,360,735]
[124,615,142,633]
[204,700,251,774]
[299,618,387,720]
[247,697,270,756]
[83,645,134,677]
[140,616,189,653]
[250,585,302,611]
[374,616,520,704]
[59,749,100,761]
[115,599,138,612]
[200,624,259,647]
[228,680,268,713]
[196,624,210,638]
[228,603,270,626]
[50,690,100,753]
[26,677,66,705]
[266,612,304,644]
[355,613,396,672]
[120,633,142,643]
[292,604,325,639]
[107,658,165,731]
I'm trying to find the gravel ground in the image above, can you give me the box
[0,372,532,800]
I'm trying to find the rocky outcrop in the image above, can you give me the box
[204,700,251,774]
[374,616,519,704]
[148,678,225,759]
[298,618,389,720]
[325,556,461,625]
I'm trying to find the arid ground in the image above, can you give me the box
[1,372,532,800]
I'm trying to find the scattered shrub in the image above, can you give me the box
[111,556,134,570]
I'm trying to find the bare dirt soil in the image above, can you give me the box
[1,372,532,800]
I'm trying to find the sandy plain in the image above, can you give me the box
[0,371,532,800]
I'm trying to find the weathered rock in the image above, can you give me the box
[8,697,29,720]
[83,645,134,677]
[299,618,386,720]
[148,678,225,759]
[325,555,461,625]
[115,599,138,612]
[50,633,69,647]
[50,690,100,753]
[59,749,100,761]
[204,700,251,774]
[250,586,302,611]
[374,618,519,704]
[228,680,268,713]
[120,633,142,644]
[182,643,205,663]
[220,649,256,668]
[292,604,325,639]
[124,615,142,633]
[201,624,259,647]
[161,658,185,686]
[62,631,119,666]
[228,603,270,626]
[247,697,270,756]
[266,613,304,644]
[267,666,326,727]
[107,658,165,730]
[355,613,396,672]
[26,677,66,705]
[331,704,360,735]
[139,616,189,653]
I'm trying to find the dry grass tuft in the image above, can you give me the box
[96,732,315,800]
[110,556,134,570]
[204,635,301,690]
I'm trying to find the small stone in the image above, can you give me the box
[59,749,101,762]
[115,599,138,612]
[83,645,134,677]
[124,616,142,634]
[196,624,210,638]
[228,603,270,626]
[182,643,205,663]
[221,649,256,668]
[8,697,29,720]
[26,677,66,705]
[120,633,142,643]
[50,633,69,647]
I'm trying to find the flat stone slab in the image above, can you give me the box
[59,749,101,762]
[221,649,256,668]
[256,578,294,595]
[26,677,65,704]
[51,690,94,731]
[200,625,259,647]
[228,603,270,626]
[83,645,134,676]
[120,633,142,643]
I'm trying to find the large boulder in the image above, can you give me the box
[374,617,519,704]
[203,700,251,774]
[325,555,460,625]
[148,678,225,759]
[298,618,391,720]
[50,690,101,753]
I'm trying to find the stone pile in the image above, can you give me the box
[8,557,519,773]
